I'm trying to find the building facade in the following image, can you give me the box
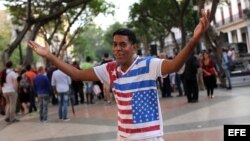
[212,0,250,53]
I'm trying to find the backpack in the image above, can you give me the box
[20,74,30,89]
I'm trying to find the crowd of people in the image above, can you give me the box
[157,46,236,103]
[0,53,114,123]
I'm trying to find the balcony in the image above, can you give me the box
[214,8,250,28]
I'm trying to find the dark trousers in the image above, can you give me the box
[203,75,216,96]
[184,78,199,102]
[29,88,37,113]
[158,76,172,97]
[175,74,184,96]
[72,86,84,104]
[51,91,58,105]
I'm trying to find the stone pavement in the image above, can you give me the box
[0,86,250,141]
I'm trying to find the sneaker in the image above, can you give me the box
[211,95,214,99]
[62,118,70,122]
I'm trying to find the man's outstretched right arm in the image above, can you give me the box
[28,41,99,81]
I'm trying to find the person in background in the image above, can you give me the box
[51,66,71,121]
[71,60,84,105]
[168,56,176,93]
[227,47,236,62]
[183,53,200,103]
[17,70,29,114]
[28,9,209,140]
[33,66,51,122]
[100,53,113,104]
[197,51,206,90]
[81,56,94,104]
[46,63,58,105]
[202,51,217,98]
[221,47,232,90]
[158,52,172,98]
[25,64,37,113]
[175,52,185,97]
[1,61,19,123]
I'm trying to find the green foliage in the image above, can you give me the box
[104,22,125,46]
[0,13,11,67]
[3,0,114,65]
[128,0,194,44]
[72,24,111,62]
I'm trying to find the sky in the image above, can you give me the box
[0,0,139,30]
[94,0,139,30]
[0,1,5,10]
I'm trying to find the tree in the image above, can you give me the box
[0,11,11,67]
[128,0,194,55]
[104,22,124,46]
[72,24,111,62]
[2,0,113,65]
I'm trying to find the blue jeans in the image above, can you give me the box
[175,73,183,95]
[224,68,232,88]
[58,92,69,119]
[38,95,49,121]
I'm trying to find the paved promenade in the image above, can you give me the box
[0,86,250,141]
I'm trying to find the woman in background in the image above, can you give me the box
[201,51,217,99]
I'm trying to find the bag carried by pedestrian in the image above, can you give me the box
[19,74,31,93]
[93,84,101,96]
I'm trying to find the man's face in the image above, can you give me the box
[112,35,136,66]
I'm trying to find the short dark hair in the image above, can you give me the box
[86,56,91,62]
[26,64,31,71]
[104,53,109,58]
[113,28,137,44]
[5,61,13,68]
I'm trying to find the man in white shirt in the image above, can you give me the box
[51,68,71,121]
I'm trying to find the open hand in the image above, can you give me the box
[193,9,210,40]
[28,41,51,58]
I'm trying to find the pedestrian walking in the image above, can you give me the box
[33,66,51,122]
[0,61,19,123]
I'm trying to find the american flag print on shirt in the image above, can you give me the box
[115,89,161,138]
[94,57,164,139]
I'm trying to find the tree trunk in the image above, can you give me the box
[24,23,43,65]
[1,23,32,64]
[159,37,165,53]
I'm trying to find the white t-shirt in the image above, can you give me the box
[51,70,71,93]
[1,69,18,93]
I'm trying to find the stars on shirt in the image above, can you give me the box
[132,89,159,124]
